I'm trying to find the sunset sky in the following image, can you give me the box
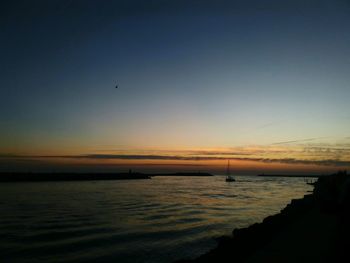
[1,0,350,174]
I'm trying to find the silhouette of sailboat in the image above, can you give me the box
[225,160,235,182]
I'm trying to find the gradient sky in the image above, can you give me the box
[1,0,350,173]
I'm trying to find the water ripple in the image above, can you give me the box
[0,175,312,263]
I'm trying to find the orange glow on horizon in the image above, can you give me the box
[1,143,349,174]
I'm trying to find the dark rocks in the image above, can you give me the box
[177,171,350,263]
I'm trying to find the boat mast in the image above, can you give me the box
[226,160,230,176]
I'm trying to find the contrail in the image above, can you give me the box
[271,137,329,145]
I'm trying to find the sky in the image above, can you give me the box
[1,0,350,174]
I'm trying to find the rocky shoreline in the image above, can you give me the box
[178,171,350,263]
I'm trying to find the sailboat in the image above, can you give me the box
[225,160,235,182]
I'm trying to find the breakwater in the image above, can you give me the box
[0,172,151,182]
[0,172,214,182]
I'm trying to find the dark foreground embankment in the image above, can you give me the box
[178,171,350,263]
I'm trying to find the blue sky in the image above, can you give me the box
[1,0,350,172]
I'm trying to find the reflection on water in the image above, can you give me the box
[0,176,312,262]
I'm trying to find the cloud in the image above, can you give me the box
[253,120,286,131]
[1,153,349,167]
[188,151,253,156]
[270,137,329,145]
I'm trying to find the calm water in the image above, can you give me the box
[0,176,312,262]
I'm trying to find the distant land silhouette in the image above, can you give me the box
[151,172,213,177]
[258,173,323,178]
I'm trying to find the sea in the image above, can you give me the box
[0,175,313,263]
